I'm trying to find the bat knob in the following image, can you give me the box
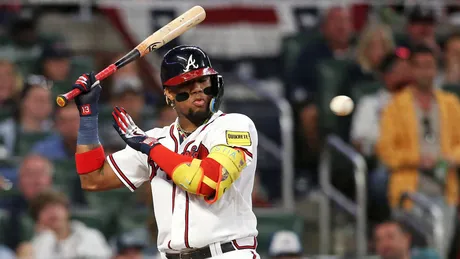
[56,95,68,107]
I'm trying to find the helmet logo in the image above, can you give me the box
[183,55,199,72]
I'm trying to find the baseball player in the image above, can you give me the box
[71,45,260,259]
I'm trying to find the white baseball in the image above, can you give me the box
[329,95,354,116]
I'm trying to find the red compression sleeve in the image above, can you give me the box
[75,146,105,174]
[149,145,220,196]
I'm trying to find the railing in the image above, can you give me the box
[318,134,367,256]
[235,77,295,212]
[397,192,446,259]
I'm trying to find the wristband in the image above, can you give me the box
[75,146,105,174]
[77,116,99,145]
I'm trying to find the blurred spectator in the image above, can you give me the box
[351,47,413,222]
[351,47,412,157]
[268,230,303,259]
[290,5,354,103]
[113,230,148,259]
[38,42,71,82]
[289,6,354,180]
[0,59,20,112]
[0,154,53,250]
[155,103,178,127]
[438,33,460,86]
[349,23,395,85]
[377,45,460,208]
[398,6,440,55]
[376,46,460,256]
[100,76,155,150]
[0,75,53,156]
[32,101,79,160]
[0,245,15,259]
[24,189,112,259]
[374,220,440,259]
[0,9,41,75]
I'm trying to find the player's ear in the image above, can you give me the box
[164,89,175,107]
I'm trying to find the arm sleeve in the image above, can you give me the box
[203,114,258,166]
[106,144,150,192]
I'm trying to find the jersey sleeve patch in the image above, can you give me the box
[225,130,252,146]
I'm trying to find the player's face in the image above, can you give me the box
[166,76,213,123]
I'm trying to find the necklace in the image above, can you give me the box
[176,123,193,141]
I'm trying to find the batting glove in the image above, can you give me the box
[72,72,101,117]
[112,106,159,154]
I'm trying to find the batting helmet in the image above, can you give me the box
[161,45,224,113]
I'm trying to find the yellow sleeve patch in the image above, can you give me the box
[225,130,252,146]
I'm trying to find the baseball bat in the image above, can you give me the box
[56,5,206,107]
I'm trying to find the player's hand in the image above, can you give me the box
[112,106,159,154]
[72,72,101,117]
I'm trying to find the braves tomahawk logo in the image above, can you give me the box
[183,55,199,72]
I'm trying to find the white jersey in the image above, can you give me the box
[107,111,258,252]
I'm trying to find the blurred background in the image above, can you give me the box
[2,0,460,259]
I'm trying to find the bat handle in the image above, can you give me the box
[55,64,117,107]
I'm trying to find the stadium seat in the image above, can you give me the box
[224,99,281,145]
[52,160,82,202]
[71,207,116,238]
[350,81,383,102]
[279,32,320,83]
[115,207,151,234]
[84,188,135,211]
[255,212,304,254]
[0,209,8,243]
[13,132,52,156]
[315,59,353,136]
[18,213,35,244]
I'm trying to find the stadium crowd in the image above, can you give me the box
[0,2,460,259]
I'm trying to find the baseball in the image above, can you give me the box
[330,95,354,116]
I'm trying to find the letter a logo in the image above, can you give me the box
[183,55,199,72]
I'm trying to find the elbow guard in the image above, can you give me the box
[171,145,247,203]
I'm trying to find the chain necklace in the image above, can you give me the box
[176,115,212,141]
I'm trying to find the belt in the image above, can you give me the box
[165,241,236,259]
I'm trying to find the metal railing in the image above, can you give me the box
[234,77,295,212]
[319,134,368,256]
[397,192,446,259]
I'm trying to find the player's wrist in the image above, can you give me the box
[139,137,161,155]
[77,116,100,145]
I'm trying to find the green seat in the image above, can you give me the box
[116,207,150,234]
[70,56,95,79]
[351,81,383,102]
[85,188,135,211]
[0,208,34,245]
[0,208,9,243]
[255,212,304,254]
[18,213,35,243]
[279,33,320,82]
[14,132,51,156]
[71,207,115,238]
[442,84,460,98]
[52,160,79,196]
[316,59,353,134]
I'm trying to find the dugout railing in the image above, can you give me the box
[318,134,368,256]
